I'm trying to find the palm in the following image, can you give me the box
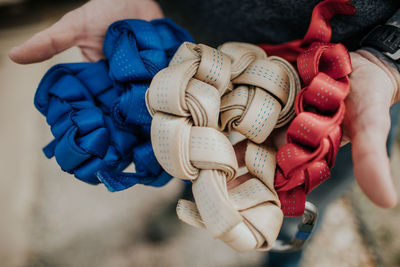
[9,0,163,64]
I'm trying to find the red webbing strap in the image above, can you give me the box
[259,0,356,216]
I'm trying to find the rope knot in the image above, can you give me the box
[147,42,235,180]
[147,42,303,252]
[219,43,301,143]
[104,19,193,83]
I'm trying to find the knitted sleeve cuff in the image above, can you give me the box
[360,9,400,72]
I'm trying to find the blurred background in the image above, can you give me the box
[0,1,400,267]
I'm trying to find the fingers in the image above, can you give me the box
[267,126,288,149]
[80,42,105,62]
[134,0,164,20]
[9,10,83,64]
[234,139,247,168]
[229,140,252,189]
[227,173,252,190]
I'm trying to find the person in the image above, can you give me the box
[9,0,400,266]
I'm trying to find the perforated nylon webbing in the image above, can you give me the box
[147,42,300,251]
[259,0,356,216]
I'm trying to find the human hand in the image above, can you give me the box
[343,50,400,208]
[231,50,400,209]
[8,0,163,64]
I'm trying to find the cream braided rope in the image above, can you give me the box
[146,42,301,252]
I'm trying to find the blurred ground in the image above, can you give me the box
[0,3,399,267]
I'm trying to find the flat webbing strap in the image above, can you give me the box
[259,0,356,216]
[147,42,300,251]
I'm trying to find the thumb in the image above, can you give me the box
[349,100,397,208]
[346,51,398,208]
[9,9,84,64]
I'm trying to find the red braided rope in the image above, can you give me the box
[259,0,356,216]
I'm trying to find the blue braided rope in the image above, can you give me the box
[35,18,193,190]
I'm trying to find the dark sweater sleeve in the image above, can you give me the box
[158,0,400,48]
[361,9,400,73]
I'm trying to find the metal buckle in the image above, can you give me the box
[384,49,400,61]
[271,202,319,252]
[361,25,400,61]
